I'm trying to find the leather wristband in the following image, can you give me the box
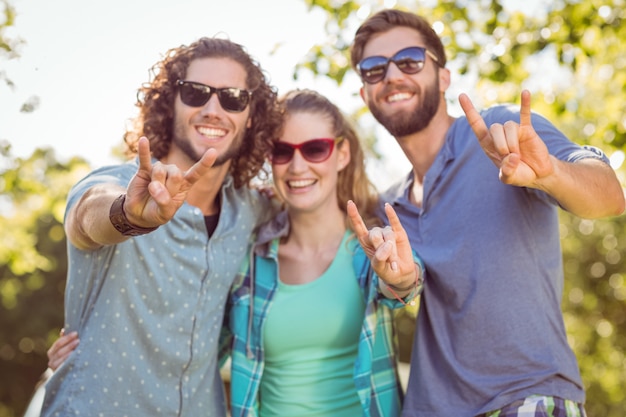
[109,194,159,236]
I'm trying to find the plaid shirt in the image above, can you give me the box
[219,211,423,417]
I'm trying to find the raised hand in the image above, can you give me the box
[124,137,218,227]
[459,90,554,187]
[347,200,417,289]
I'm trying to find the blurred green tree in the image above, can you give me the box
[297,0,626,416]
[0,143,90,417]
[0,1,89,415]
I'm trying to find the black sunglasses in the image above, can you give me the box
[357,46,439,84]
[176,80,252,112]
[270,138,342,165]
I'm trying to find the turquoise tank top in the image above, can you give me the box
[260,233,366,416]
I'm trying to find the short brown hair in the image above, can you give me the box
[350,9,447,70]
[124,37,281,188]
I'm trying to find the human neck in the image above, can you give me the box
[186,164,231,215]
[278,204,348,285]
[285,205,347,252]
[395,110,455,184]
[160,152,232,216]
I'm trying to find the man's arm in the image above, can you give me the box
[537,156,624,219]
[460,90,625,219]
[66,137,218,250]
[65,184,130,250]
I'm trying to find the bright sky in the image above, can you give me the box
[1,0,416,190]
[8,0,608,192]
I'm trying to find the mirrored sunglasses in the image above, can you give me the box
[176,80,252,112]
[270,138,342,165]
[357,46,439,84]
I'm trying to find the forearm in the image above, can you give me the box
[537,157,625,219]
[65,185,129,250]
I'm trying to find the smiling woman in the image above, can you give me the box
[225,88,423,417]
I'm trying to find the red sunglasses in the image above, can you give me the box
[270,138,342,165]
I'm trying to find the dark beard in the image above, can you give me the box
[172,128,246,167]
[368,79,440,137]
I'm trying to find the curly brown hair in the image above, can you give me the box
[350,9,447,71]
[123,37,281,189]
[277,89,382,229]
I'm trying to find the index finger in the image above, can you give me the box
[137,137,153,172]
[384,203,407,236]
[519,89,532,128]
[183,148,218,185]
[459,93,490,143]
[347,200,369,239]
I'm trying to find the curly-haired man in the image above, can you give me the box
[40,37,282,417]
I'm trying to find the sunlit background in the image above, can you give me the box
[1,0,415,190]
[5,0,616,189]
[2,1,625,416]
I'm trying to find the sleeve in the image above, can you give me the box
[64,161,136,221]
[484,104,611,165]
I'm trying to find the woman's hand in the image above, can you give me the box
[347,200,418,290]
[47,329,79,371]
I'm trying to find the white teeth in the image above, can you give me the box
[387,92,412,103]
[197,126,226,138]
[287,179,316,188]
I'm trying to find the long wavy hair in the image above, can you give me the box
[277,89,382,229]
[350,9,447,70]
[124,37,281,188]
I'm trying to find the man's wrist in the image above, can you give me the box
[109,194,159,236]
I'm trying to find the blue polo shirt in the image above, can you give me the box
[382,104,610,416]
[41,159,272,417]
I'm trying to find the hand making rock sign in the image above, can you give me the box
[123,136,218,228]
[459,89,554,188]
[459,90,623,218]
[347,200,420,293]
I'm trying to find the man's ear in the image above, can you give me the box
[359,86,366,103]
[439,67,451,93]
